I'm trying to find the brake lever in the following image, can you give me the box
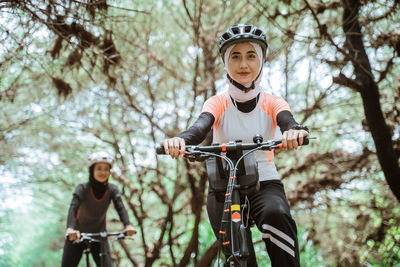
[73,236,88,244]
[184,154,197,162]
[195,154,209,161]
[259,143,280,151]
[80,235,101,244]
[184,153,210,162]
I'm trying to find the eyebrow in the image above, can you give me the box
[231,51,256,55]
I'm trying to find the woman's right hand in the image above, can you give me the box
[66,228,81,242]
[124,224,137,236]
[160,137,186,159]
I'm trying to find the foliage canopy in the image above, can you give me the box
[0,0,399,266]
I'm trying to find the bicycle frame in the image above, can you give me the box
[157,135,310,267]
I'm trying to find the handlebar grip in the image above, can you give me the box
[302,136,309,146]
[276,136,310,149]
[156,146,166,154]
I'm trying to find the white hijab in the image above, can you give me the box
[224,42,264,102]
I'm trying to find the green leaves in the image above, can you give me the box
[1,0,400,266]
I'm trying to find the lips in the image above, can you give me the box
[238,72,250,76]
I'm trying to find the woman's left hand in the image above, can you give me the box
[282,129,309,150]
[124,224,137,236]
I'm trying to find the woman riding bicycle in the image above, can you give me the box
[61,151,135,267]
[161,24,308,266]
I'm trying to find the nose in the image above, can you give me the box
[239,58,248,69]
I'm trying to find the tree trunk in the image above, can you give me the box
[342,0,400,202]
[195,241,219,267]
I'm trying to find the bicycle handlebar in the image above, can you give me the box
[77,231,126,243]
[156,136,311,155]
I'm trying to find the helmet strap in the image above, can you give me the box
[227,74,254,93]
[227,70,262,93]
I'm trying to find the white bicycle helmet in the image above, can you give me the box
[87,151,114,168]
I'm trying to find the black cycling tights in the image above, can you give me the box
[207,180,301,267]
[61,238,113,267]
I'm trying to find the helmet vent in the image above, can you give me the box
[244,25,252,33]
[222,32,231,40]
[254,29,262,36]
[231,27,240,34]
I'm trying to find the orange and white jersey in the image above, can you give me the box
[202,89,291,181]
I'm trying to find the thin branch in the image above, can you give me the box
[332,72,363,92]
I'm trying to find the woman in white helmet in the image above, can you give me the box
[61,151,135,267]
[161,24,308,266]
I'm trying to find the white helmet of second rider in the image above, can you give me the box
[87,151,114,169]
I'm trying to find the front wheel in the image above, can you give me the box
[225,256,247,267]
[227,261,247,267]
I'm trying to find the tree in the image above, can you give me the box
[340,0,400,201]
[1,0,399,266]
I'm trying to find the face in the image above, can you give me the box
[227,42,261,85]
[93,162,111,183]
